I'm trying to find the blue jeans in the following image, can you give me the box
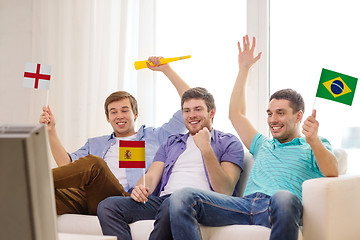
[97,194,172,240]
[168,188,302,240]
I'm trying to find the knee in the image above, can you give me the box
[170,188,197,204]
[269,190,302,221]
[271,191,301,208]
[169,188,199,213]
[97,197,119,220]
[81,155,109,176]
[86,155,106,168]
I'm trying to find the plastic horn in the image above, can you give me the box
[134,55,191,70]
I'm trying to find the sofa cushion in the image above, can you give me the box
[58,214,103,236]
[58,215,303,240]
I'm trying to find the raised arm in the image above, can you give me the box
[39,106,71,166]
[147,56,190,97]
[302,109,339,177]
[229,35,262,150]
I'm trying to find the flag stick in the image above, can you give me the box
[46,89,50,106]
[312,97,317,111]
[143,168,146,204]
[143,168,145,187]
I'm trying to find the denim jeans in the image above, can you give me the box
[168,188,303,240]
[97,194,172,240]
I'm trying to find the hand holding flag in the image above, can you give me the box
[130,184,149,203]
[39,106,56,131]
[119,140,147,203]
[302,109,319,144]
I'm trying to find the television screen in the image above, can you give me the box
[0,124,58,240]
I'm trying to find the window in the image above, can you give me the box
[270,1,360,174]
[154,0,247,135]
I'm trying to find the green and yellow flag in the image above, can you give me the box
[316,68,358,106]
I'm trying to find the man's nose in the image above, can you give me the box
[188,111,197,118]
[115,112,124,119]
[269,115,277,123]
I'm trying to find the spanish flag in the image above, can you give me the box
[316,68,358,106]
[119,140,145,168]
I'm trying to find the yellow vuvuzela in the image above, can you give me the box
[134,55,191,70]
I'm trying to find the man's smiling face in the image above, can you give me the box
[182,98,215,135]
[106,98,137,137]
[267,99,302,143]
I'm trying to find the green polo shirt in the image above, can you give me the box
[244,133,333,202]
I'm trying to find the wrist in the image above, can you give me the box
[199,143,213,155]
[238,65,251,72]
[307,135,322,147]
[161,65,173,74]
[47,126,57,135]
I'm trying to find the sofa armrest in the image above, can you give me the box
[302,175,360,240]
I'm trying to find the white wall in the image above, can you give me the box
[0,0,270,154]
[0,0,155,157]
[0,0,45,124]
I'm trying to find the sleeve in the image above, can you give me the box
[68,140,90,162]
[152,141,168,163]
[151,110,186,144]
[220,135,244,172]
[320,137,334,153]
[249,132,263,157]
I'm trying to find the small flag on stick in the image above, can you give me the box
[316,68,358,106]
[23,62,51,90]
[119,140,145,168]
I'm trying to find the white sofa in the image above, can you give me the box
[58,149,360,240]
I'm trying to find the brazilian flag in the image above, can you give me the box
[316,68,358,106]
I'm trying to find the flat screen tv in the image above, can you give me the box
[0,124,57,240]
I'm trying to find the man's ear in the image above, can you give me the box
[210,108,216,120]
[297,110,303,123]
[134,113,138,121]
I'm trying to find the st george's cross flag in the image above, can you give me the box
[316,68,358,106]
[23,62,51,90]
[119,140,145,168]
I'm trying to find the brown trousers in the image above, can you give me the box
[52,154,130,215]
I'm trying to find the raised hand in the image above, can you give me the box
[146,56,170,72]
[39,106,56,131]
[302,109,319,144]
[238,35,262,70]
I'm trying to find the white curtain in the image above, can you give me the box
[26,0,155,153]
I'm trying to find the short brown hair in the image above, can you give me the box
[181,87,215,112]
[104,91,138,118]
[269,89,305,113]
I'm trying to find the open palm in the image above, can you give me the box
[238,35,262,69]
